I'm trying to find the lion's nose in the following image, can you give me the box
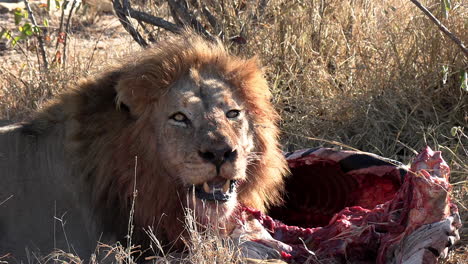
[198,147,237,167]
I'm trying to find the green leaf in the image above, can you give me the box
[3,30,12,40]
[21,23,33,36]
[43,18,49,27]
[55,0,61,9]
[22,23,31,30]
[461,70,468,92]
[12,36,21,46]
[63,1,70,10]
[32,26,41,34]
[440,0,451,19]
[450,126,459,137]
[444,0,451,10]
[14,9,23,25]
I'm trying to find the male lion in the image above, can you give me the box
[0,32,288,261]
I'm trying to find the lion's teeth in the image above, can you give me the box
[203,182,211,193]
[223,180,231,193]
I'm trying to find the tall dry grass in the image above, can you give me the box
[0,0,466,263]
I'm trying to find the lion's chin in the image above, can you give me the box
[187,192,238,230]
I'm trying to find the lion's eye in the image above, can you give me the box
[170,112,188,122]
[226,110,240,119]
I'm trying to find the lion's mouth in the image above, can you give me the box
[194,178,237,202]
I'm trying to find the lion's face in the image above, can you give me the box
[154,69,254,220]
[109,34,287,241]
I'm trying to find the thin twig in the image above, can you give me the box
[1,28,29,60]
[23,0,49,70]
[168,0,184,25]
[167,0,215,40]
[85,21,118,72]
[201,6,219,32]
[0,195,13,207]
[126,156,138,262]
[55,0,67,52]
[53,2,66,64]
[128,8,181,33]
[409,0,468,57]
[112,0,148,47]
[63,0,78,68]
[112,0,216,47]
[137,20,156,43]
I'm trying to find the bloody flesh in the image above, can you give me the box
[233,147,461,264]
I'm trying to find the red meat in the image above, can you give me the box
[233,147,461,264]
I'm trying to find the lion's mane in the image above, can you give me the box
[2,32,288,251]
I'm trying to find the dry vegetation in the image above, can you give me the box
[0,0,466,263]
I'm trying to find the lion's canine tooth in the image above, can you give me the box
[223,180,231,193]
[203,182,210,193]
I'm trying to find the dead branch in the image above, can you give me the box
[201,6,219,33]
[113,0,148,47]
[168,0,185,26]
[410,0,468,57]
[112,0,217,47]
[137,21,156,43]
[23,0,48,70]
[167,0,214,40]
[63,0,78,68]
[55,0,66,51]
[127,8,181,33]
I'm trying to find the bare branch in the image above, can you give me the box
[410,0,468,58]
[168,0,185,25]
[112,0,218,46]
[201,6,218,32]
[167,0,215,41]
[186,0,220,34]
[23,0,48,70]
[112,0,148,47]
[63,0,78,68]
[137,20,156,43]
[55,0,66,51]
[128,9,181,33]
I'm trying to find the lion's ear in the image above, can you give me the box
[115,77,154,116]
[116,101,131,113]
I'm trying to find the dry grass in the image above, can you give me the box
[33,207,245,264]
[0,0,466,263]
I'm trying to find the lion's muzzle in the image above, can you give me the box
[198,146,237,171]
[194,178,237,202]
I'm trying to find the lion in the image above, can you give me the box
[0,32,288,261]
